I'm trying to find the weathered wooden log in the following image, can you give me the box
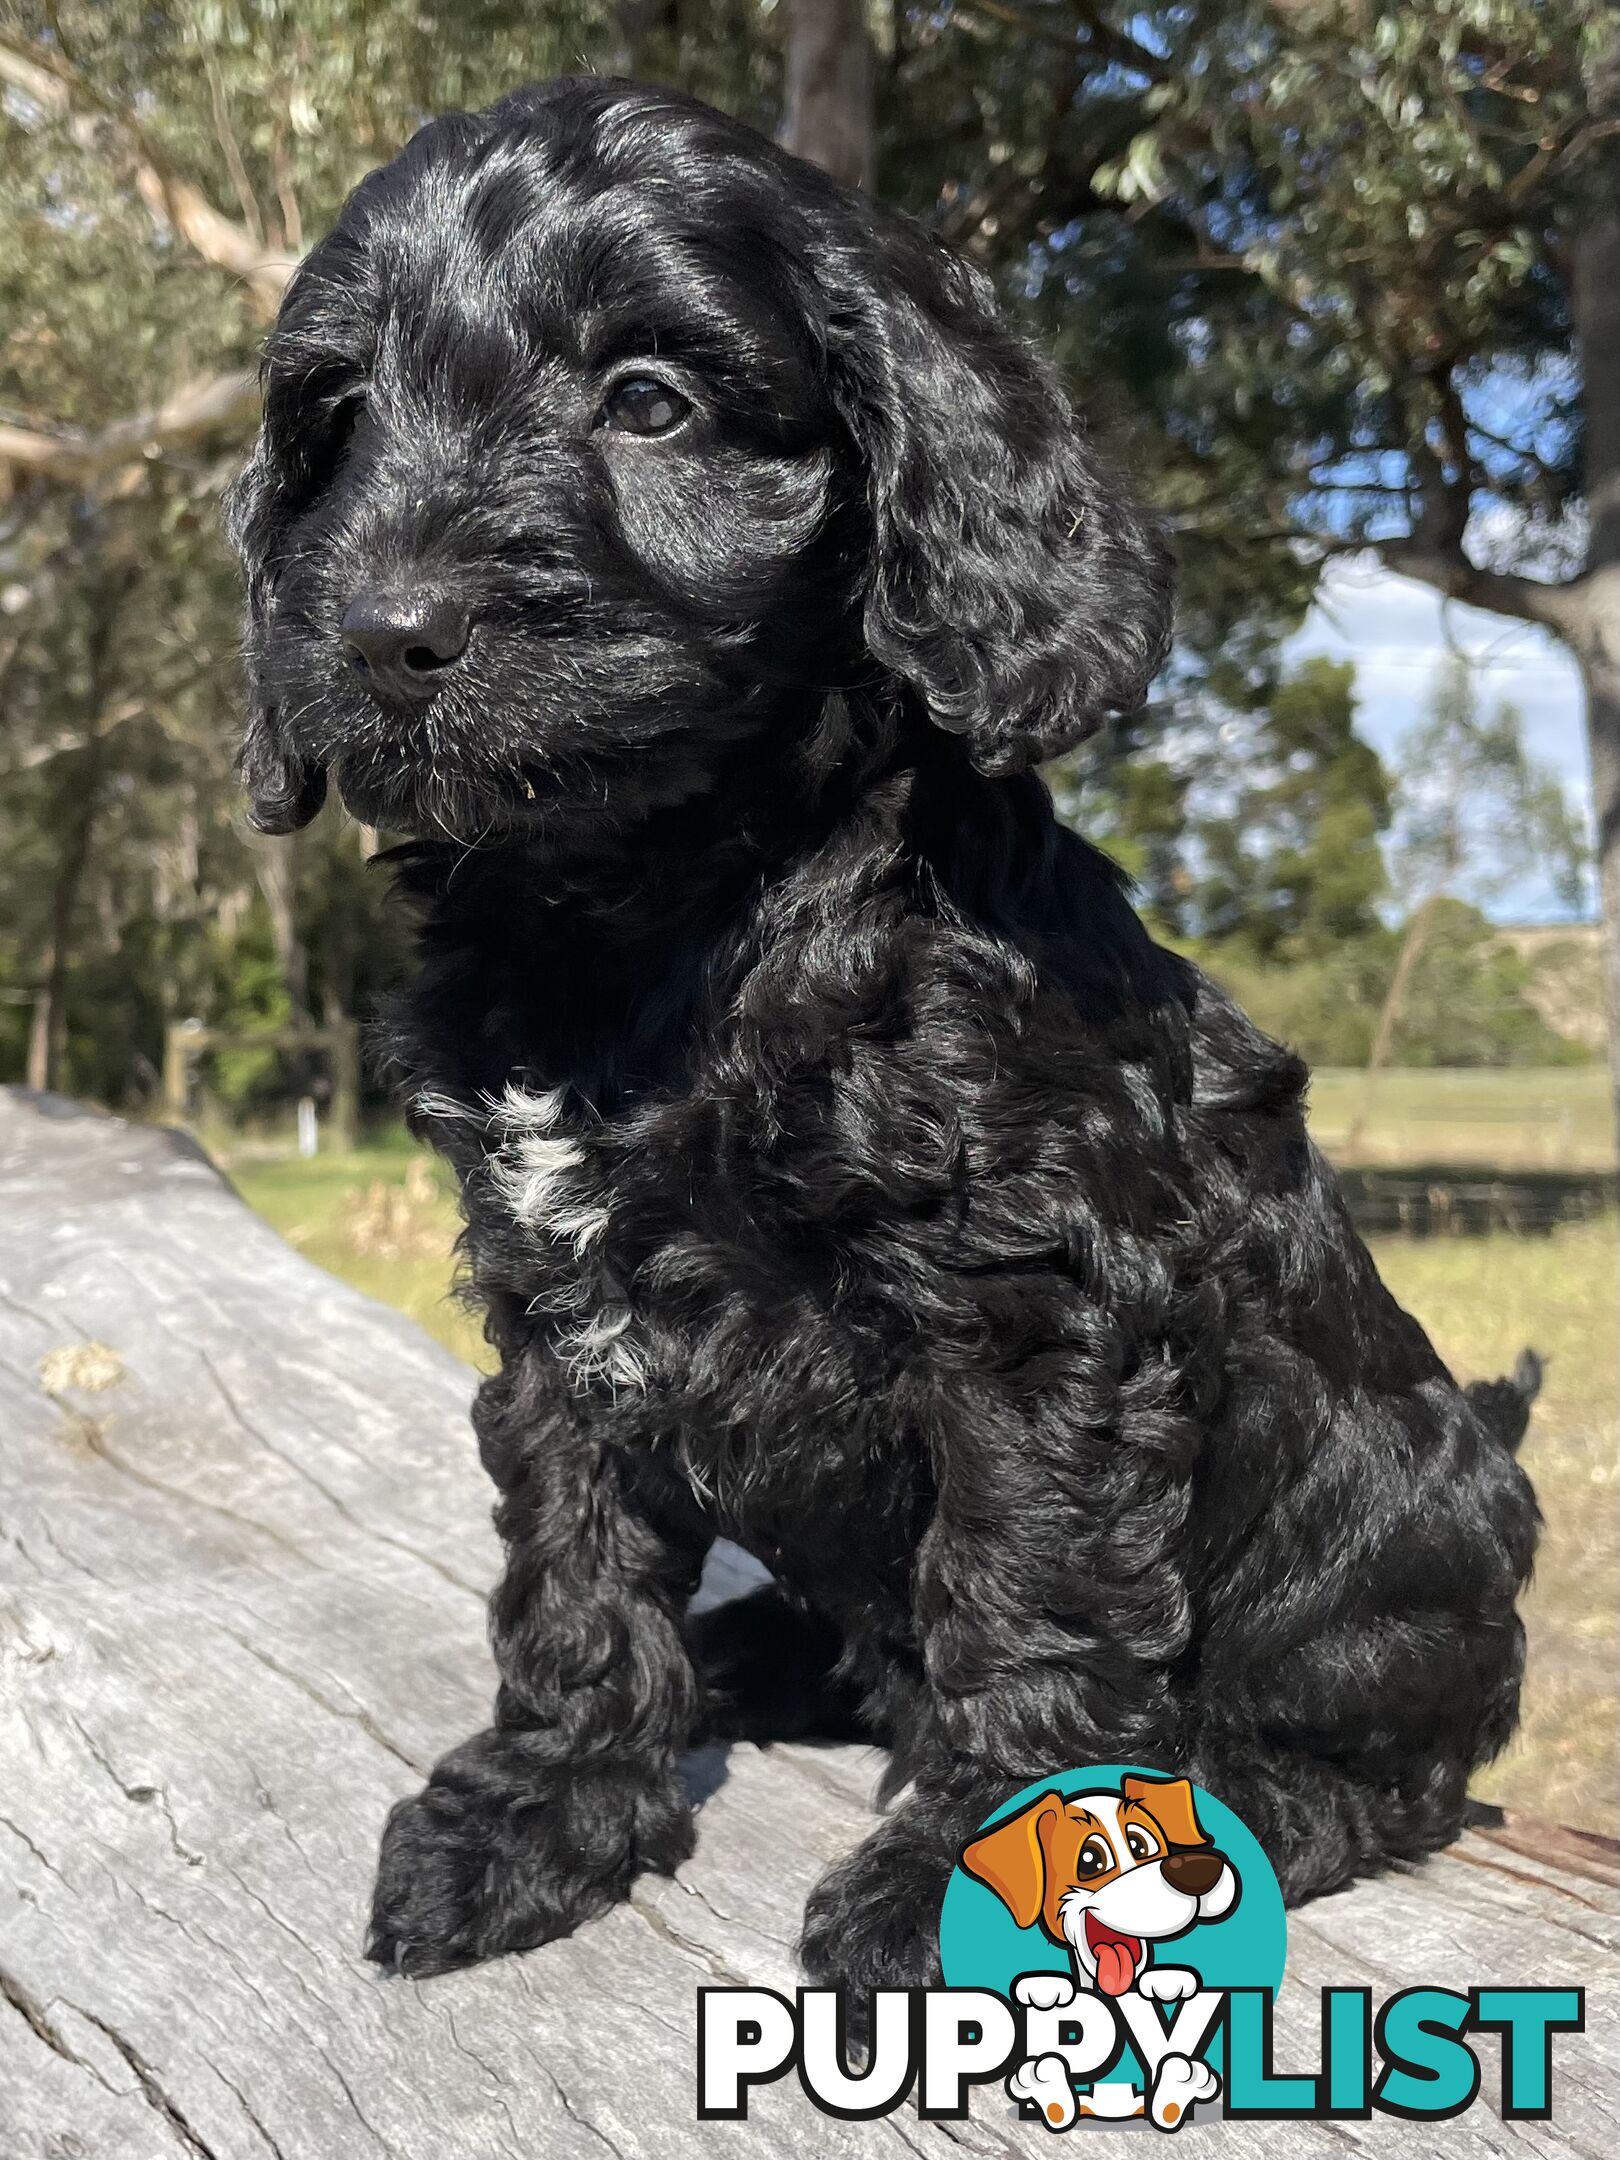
[1,1088,1615,2157]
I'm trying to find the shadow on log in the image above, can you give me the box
[0,1089,1615,2157]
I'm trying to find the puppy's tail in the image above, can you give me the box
[1464,1348,1543,1454]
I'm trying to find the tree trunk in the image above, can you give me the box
[23,594,122,1093]
[779,0,874,190]
[24,759,102,1092]
[251,831,310,1022]
[3,1085,1607,2157]
[1571,46,1620,1140]
[1343,891,1444,1161]
[1575,593,1620,1138]
[1573,314,1620,1130]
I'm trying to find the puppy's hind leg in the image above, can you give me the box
[799,1402,1200,2002]
[691,1583,873,1744]
[1183,1732,1475,1906]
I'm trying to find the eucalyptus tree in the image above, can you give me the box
[4,0,1614,1105]
[1348,651,1590,1134]
[873,2,1619,1100]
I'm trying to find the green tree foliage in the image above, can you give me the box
[1212,906,1586,1069]
[1192,657,1391,960]
[0,2,1607,1112]
[1340,654,1589,1089]
[1,1,641,1103]
[880,1,1620,1097]
[1391,654,1590,919]
[1080,653,1590,1068]
[1058,657,1393,952]
[1050,704,1194,929]
[1393,899,1591,1068]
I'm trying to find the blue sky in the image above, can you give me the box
[1284,554,1593,924]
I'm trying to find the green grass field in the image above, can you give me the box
[1370,1222,1617,1831]
[228,1129,486,1364]
[1307,1064,1615,1171]
[225,1068,1618,1833]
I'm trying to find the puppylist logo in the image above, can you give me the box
[699,1766,1584,2132]
[947,1769,1260,2127]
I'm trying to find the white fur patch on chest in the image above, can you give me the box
[480,1083,646,1394]
[486,1085,610,1256]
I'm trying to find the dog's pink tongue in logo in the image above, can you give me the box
[1085,1914,1144,1996]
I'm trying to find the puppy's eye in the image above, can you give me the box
[316,388,365,466]
[1125,1827,1161,1862]
[598,376,691,437]
[1077,1837,1114,1877]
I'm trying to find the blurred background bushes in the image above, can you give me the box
[1,1,1612,1121]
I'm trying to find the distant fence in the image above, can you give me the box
[1339,1166,1616,1238]
[162,1018,361,1152]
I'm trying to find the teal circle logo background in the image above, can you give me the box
[938,1765,1287,2004]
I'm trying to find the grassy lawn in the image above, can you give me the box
[1368,1220,1618,1833]
[227,1132,491,1368]
[1308,1063,1615,1171]
[225,1075,1617,1834]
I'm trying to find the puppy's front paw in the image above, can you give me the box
[1014,1972,1078,2011]
[1008,2052,1078,2131]
[798,1818,947,1997]
[1137,1965,1200,2003]
[1150,2053,1220,2129]
[367,1734,692,1977]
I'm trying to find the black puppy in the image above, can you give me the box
[229,77,1538,1989]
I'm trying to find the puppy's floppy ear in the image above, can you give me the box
[823,218,1172,775]
[1121,1775,1210,1851]
[224,437,328,835]
[960,1790,1064,1929]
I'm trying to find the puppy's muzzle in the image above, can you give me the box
[342,587,472,703]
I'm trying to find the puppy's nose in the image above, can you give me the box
[341,590,470,697]
[1161,1849,1225,1897]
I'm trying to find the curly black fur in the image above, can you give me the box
[227,77,1539,1989]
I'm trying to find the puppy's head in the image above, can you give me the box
[230,77,1171,842]
[961,1777,1238,1996]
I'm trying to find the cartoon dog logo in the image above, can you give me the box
[961,1774,1239,2128]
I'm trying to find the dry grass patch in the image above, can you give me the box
[1370,1218,1618,1832]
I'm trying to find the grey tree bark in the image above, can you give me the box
[1569,184,1620,1134]
[23,572,128,1093]
[250,829,311,1023]
[1,1089,1616,2157]
[779,0,874,190]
